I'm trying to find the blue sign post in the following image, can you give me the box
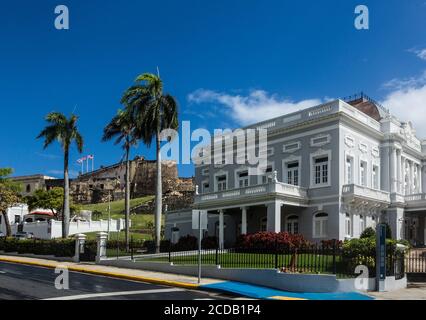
[376,224,386,292]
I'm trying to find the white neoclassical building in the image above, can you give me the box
[165,93,426,248]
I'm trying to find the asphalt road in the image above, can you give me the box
[0,262,232,300]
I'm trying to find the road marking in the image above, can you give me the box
[43,288,185,300]
[269,296,306,300]
[0,271,6,274]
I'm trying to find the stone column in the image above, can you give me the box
[218,210,224,249]
[417,164,421,193]
[410,161,415,194]
[386,208,404,240]
[401,157,406,195]
[396,149,401,193]
[96,232,108,263]
[241,207,247,235]
[390,147,398,193]
[74,233,87,263]
[266,201,283,233]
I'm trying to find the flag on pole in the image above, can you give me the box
[87,155,94,172]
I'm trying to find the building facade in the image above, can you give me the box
[11,157,195,206]
[166,94,426,248]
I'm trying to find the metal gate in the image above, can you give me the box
[406,249,426,281]
[79,241,97,262]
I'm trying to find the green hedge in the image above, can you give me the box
[0,238,75,257]
[342,237,410,257]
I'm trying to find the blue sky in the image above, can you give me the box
[1,0,426,178]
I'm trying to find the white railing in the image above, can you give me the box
[196,182,308,203]
[405,194,426,202]
[342,184,390,203]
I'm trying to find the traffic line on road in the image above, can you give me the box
[0,256,199,290]
[43,288,185,300]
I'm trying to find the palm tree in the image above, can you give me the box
[122,73,178,252]
[0,168,21,236]
[102,108,136,250]
[37,112,83,238]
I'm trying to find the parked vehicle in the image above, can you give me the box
[13,232,34,240]
[0,231,5,238]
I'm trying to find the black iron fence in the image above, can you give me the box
[156,244,406,279]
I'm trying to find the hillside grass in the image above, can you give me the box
[81,196,158,241]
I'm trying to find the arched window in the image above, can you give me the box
[345,213,352,237]
[313,212,328,238]
[286,215,299,234]
[26,184,31,193]
[260,217,267,232]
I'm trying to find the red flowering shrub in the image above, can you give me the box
[236,232,311,250]
[174,235,198,251]
[320,239,343,249]
[201,236,218,249]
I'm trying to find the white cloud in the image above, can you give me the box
[410,48,426,60]
[382,71,426,91]
[188,89,323,126]
[381,70,426,137]
[48,169,79,178]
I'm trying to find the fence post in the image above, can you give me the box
[332,239,337,275]
[96,232,108,263]
[73,233,87,263]
[168,244,172,263]
[130,236,134,260]
[215,245,219,266]
[275,238,278,269]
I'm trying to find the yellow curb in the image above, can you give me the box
[0,256,199,290]
[269,296,306,300]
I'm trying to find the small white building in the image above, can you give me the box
[0,204,29,234]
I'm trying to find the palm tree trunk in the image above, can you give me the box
[1,211,12,236]
[155,131,162,253]
[125,144,131,251]
[63,148,70,238]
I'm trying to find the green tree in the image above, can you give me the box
[122,72,178,252]
[37,112,84,238]
[102,108,137,250]
[0,168,21,236]
[26,187,80,220]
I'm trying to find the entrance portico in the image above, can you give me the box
[208,201,307,248]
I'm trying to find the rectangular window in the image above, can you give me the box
[346,157,353,184]
[286,161,299,186]
[345,214,352,237]
[360,161,367,186]
[14,215,20,224]
[261,166,273,184]
[238,171,249,188]
[216,175,227,191]
[203,182,210,193]
[313,156,329,186]
[372,165,379,189]
[359,215,365,233]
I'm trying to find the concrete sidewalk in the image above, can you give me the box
[0,255,373,300]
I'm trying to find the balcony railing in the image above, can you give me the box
[342,184,390,203]
[195,181,308,204]
[405,193,426,202]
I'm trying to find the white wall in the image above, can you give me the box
[0,205,29,234]
[8,218,127,239]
